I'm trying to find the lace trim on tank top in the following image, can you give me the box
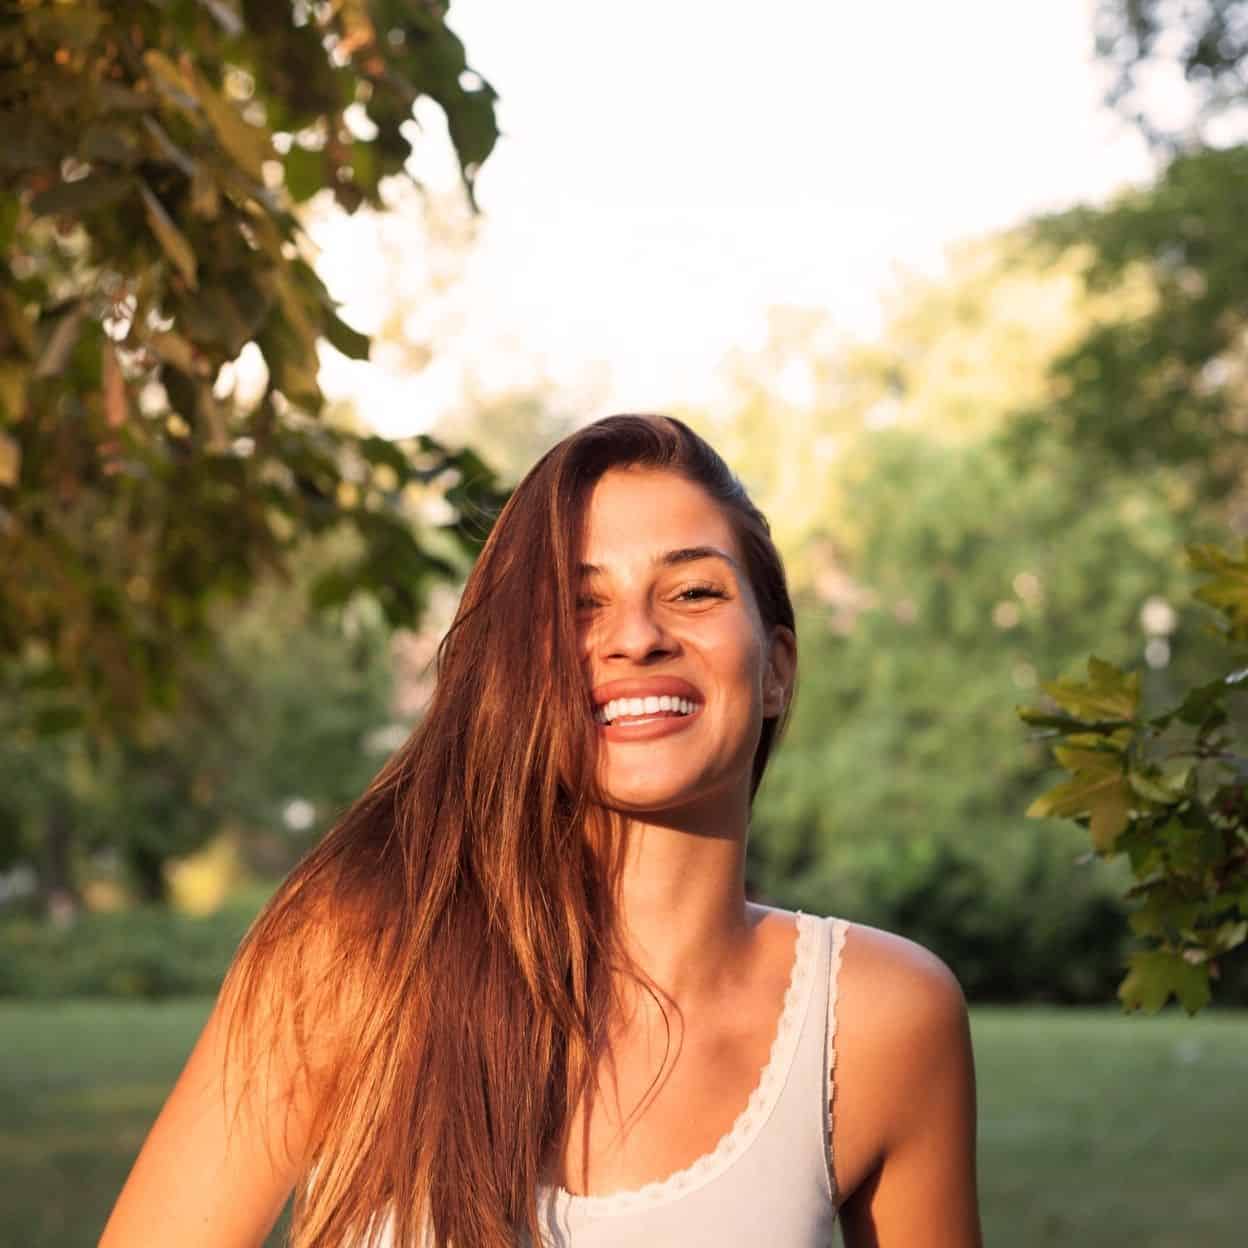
[823,917,849,1206]
[545,909,819,1217]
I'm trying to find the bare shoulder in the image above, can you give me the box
[830,922,976,1200]
[838,921,968,1041]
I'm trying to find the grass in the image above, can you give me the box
[1,1002,1244,1246]
[969,1008,1248,1247]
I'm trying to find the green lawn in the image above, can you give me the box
[969,1008,1248,1248]
[2,1002,1244,1246]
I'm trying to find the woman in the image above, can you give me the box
[101,414,981,1247]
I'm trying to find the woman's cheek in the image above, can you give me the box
[708,625,767,715]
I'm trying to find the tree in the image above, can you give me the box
[745,421,1200,999]
[0,534,409,905]
[703,234,1230,1002]
[1022,145,1248,508]
[1000,0,1248,1011]
[1022,545,1248,1013]
[1096,0,1248,148]
[0,1,507,742]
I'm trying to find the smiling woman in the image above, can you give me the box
[99,415,982,1248]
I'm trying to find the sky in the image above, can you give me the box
[313,0,1159,437]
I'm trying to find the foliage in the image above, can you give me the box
[1023,145,1248,505]
[0,0,506,740]
[1021,544,1248,1013]
[996,1,1248,1014]
[753,424,1195,844]
[743,420,1223,1002]
[0,533,412,901]
[1096,0,1248,147]
[696,233,1198,593]
[757,829,1131,1005]
[0,888,262,997]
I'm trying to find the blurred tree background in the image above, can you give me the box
[1,0,1246,1021]
[0,0,507,922]
[726,0,1248,1008]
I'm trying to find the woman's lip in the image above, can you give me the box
[597,703,701,741]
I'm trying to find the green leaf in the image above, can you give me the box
[1119,950,1212,1015]
[1213,919,1248,954]
[189,168,220,219]
[1041,656,1140,723]
[1017,706,1129,732]
[1089,784,1132,852]
[141,49,197,110]
[31,705,85,736]
[1026,758,1132,852]
[0,291,35,359]
[1127,769,1184,805]
[1166,674,1232,727]
[0,361,28,420]
[143,50,272,182]
[351,139,379,197]
[283,144,324,204]
[323,310,370,361]
[31,174,133,217]
[0,192,19,252]
[1052,742,1125,772]
[139,183,198,288]
[358,435,411,478]
[184,64,272,182]
[1190,541,1248,639]
[0,431,19,486]
[309,566,356,611]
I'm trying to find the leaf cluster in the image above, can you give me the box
[0,1,504,738]
[1021,544,1248,1013]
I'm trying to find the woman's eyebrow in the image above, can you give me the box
[655,545,740,570]
[577,546,740,577]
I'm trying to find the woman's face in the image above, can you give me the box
[577,467,795,818]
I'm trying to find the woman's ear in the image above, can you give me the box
[763,626,797,718]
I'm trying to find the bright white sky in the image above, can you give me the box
[314,0,1158,436]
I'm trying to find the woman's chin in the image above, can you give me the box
[596,773,724,820]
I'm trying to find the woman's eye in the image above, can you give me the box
[576,596,602,610]
[675,585,726,602]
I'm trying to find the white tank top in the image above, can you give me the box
[532,912,849,1246]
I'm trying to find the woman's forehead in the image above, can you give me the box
[580,469,740,567]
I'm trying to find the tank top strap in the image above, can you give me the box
[822,916,850,1205]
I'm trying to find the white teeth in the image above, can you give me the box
[597,694,698,725]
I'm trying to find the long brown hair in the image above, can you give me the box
[223,415,796,1247]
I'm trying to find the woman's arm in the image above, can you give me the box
[834,925,983,1248]
[98,979,311,1248]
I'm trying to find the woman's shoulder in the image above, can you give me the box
[834,919,966,1024]
[824,920,973,1177]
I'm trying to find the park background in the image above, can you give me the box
[2,1,1247,1244]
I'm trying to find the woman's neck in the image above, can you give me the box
[611,798,756,1003]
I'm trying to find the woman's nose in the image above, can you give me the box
[596,597,675,662]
